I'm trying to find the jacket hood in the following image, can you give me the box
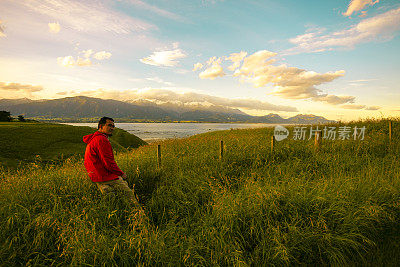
[83,131,107,144]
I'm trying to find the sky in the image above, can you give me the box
[1,0,400,121]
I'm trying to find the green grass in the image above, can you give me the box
[0,118,399,265]
[0,122,146,168]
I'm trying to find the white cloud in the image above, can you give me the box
[57,56,75,67]
[75,57,92,66]
[81,49,94,58]
[140,48,186,67]
[193,63,203,71]
[287,7,400,54]
[233,51,351,105]
[21,0,155,34]
[57,56,92,67]
[195,50,355,105]
[226,51,247,71]
[343,0,379,17]
[57,49,111,67]
[234,50,277,79]
[77,88,297,112]
[93,51,112,60]
[48,22,60,33]
[199,57,225,79]
[0,82,43,92]
[0,20,6,37]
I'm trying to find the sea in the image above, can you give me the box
[64,122,281,143]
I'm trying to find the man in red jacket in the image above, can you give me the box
[83,117,138,205]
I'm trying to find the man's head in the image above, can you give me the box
[98,117,115,136]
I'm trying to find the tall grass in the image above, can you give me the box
[1,118,399,265]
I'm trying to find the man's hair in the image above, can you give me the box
[98,117,114,129]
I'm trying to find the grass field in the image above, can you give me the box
[0,118,399,265]
[0,122,147,168]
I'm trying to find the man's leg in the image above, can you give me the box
[95,177,140,207]
[113,177,141,207]
[95,177,149,231]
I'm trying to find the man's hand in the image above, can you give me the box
[121,173,127,179]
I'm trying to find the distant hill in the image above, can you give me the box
[0,96,335,124]
[2,96,171,120]
[286,114,333,124]
[0,98,34,107]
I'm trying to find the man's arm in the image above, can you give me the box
[96,136,124,176]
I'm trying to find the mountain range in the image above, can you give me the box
[0,96,335,124]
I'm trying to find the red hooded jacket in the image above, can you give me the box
[83,131,124,182]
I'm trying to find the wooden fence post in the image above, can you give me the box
[389,120,392,143]
[314,131,322,151]
[157,144,161,168]
[219,140,224,160]
[271,135,275,153]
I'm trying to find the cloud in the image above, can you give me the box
[57,49,111,67]
[57,56,92,67]
[226,51,247,71]
[234,50,277,79]
[140,48,186,67]
[48,22,60,33]
[0,82,43,92]
[0,20,6,37]
[340,104,381,110]
[340,104,366,109]
[193,63,203,71]
[124,0,183,21]
[81,49,94,58]
[310,94,355,105]
[349,79,377,82]
[139,89,298,112]
[365,106,381,110]
[57,90,76,96]
[21,0,155,34]
[343,0,379,17]
[75,57,92,66]
[145,77,174,86]
[93,51,112,60]
[265,68,351,104]
[76,88,297,112]
[359,11,368,18]
[287,7,400,54]
[233,51,351,105]
[57,56,75,67]
[199,57,225,79]
[195,50,355,105]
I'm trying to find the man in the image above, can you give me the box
[83,117,139,206]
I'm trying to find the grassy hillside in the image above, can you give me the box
[0,118,399,265]
[0,122,147,168]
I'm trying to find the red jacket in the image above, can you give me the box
[83,131,124,182]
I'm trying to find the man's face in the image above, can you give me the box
[99,119,115,136]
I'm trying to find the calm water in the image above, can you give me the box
[64,123,280,142]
